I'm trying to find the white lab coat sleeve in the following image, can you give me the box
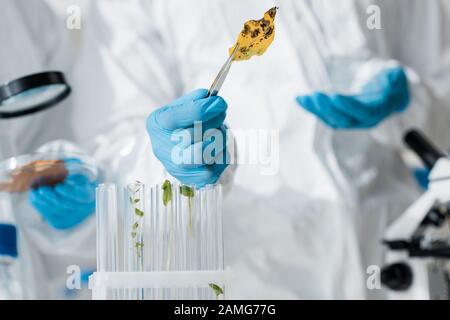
[17,0,74,74]
[355,59,450,150]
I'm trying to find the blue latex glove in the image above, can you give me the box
[29,160,97,230]
[413,167,430,190]
[147,89,229,188]
[296,67,410,129]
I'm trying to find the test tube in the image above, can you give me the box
[214,185,225,300]
[95,184,119,299]
[123,181,146,300]
[97,182,224,300]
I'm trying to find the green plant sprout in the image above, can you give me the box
[209,283,224,299]
[180,185,195,236]
[162,180,173,206]
[129,197,140,204]
[131,222,139,239]
[130,182,144,261]
[135,208,144,217]
[135,242,144,258]
[162,180,174,270]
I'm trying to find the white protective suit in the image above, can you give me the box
[0,0,96,299]
[73,0,450,299]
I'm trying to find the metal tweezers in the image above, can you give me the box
[207,44,240,97]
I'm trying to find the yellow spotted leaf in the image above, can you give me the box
[229,7,278,61]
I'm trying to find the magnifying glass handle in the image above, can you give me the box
[0,121,16,160]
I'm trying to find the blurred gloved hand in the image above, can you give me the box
[413,167,430,190]
[296,67,410,129]
[147,89,229,188]
[29,160,97,230]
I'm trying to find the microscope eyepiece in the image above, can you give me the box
[404,130,446,169]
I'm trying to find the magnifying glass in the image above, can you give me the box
[0,71,71,119]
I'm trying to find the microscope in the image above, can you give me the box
[382,130,450,299]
